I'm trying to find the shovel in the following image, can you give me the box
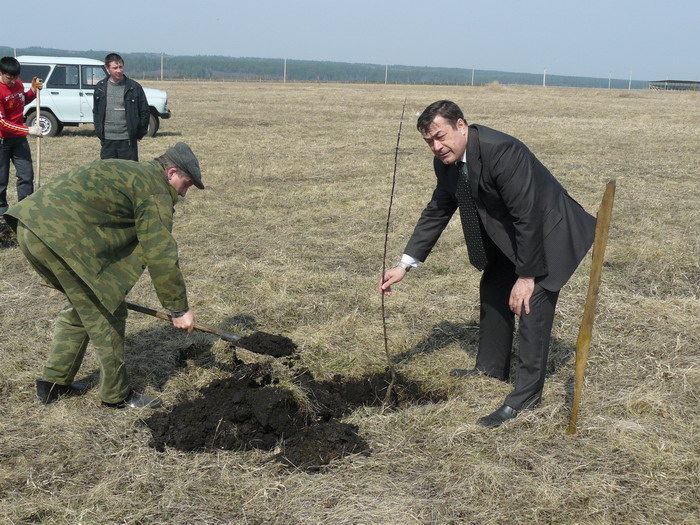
[127,302,242,343]
[126,302,296,357]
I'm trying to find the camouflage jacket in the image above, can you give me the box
[5,159,188,314]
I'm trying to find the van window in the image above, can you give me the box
[47,66,79,89]
[82,66,107,88]
[18,65,51,86]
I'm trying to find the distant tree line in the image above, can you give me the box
[1,46,649,89]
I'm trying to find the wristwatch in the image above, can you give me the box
[395,261,412,272]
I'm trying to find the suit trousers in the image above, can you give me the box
[476,241,559,411]
[16,223,131,404]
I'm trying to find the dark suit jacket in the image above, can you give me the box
[404,125,596,292]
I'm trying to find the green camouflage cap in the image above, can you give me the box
[166,142,204,189]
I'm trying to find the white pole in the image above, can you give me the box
[471,67,475,86]
[543,68,547,87]
[608,72,611,89]
[628,69,632,90]
[385,64,388,84]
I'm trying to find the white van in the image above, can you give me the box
[17,55,171,137]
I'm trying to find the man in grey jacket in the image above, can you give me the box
[93,53,149,161]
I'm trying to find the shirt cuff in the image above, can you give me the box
[400,254,421,268]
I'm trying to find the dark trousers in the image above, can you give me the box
[0,136,34,215]
[100,139,139,161]
[475,241,560,411]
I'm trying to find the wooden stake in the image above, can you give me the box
[568,180,616,434]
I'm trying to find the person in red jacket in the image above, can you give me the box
[0,56,43,217]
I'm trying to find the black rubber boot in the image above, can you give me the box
[36,379,88,404]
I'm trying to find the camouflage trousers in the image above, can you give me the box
[16,223,131,404]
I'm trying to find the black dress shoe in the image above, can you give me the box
[103,390,163,409]
[36,379,88,404]
[477,404,518,427]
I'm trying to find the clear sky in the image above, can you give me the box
[4,0,698,81]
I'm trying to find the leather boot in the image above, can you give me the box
[476,404,518,427]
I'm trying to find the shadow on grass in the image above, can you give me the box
[71,325,220,395]
[0,221,18,249]
[563,376,576,416]
[57,129,182,138]
[393,319,576,381]
[53,128,95,137]
[37,312,273,397]
[392,320,480,364]
[120,311,286,390]
[143,131,183,138]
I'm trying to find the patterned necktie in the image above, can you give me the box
[455,161,488,270]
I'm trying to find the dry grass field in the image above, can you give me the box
[1,81,698,524]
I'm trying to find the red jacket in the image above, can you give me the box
[0,80,35,138]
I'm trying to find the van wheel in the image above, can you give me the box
[26,111,61,137]
[146,114,160,137]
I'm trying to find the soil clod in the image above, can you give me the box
[236,331,297,357]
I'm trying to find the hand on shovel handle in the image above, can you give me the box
[172,310,196,333]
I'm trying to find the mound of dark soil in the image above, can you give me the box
[145,363,445,471]
[236,332,297,357]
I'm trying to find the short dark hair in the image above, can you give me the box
[156,153,191,180]
[104,53,124,67]
[156,154,178,172]
[417,100,466,133]
[0,57,21,76]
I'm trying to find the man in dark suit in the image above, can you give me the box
[380,100,596,427]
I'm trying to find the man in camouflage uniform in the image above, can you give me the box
[4,142,204,409]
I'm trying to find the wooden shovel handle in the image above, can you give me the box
[35,88,41,188]
[126,302,241,343]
